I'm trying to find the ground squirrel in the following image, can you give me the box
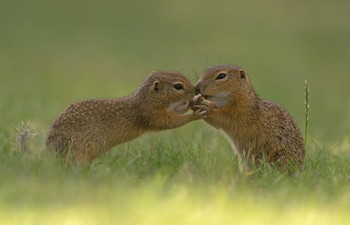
[192,64,305,170]
[46,71,201,163]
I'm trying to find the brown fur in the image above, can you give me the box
[193,64,305,170]
[46,71,200,163]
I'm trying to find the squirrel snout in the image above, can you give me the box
[195,87,200,95]
[195,81,202,94]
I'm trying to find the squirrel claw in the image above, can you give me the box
[192,105,211,117]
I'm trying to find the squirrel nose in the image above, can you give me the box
[195,81,202,94]
[195,87,200,95]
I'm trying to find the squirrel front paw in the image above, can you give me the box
[189,95,204,107]
[191,101,214,118]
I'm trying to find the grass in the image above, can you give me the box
[1,126,350,224]
[304,80,310,147]
[1,0,350,224]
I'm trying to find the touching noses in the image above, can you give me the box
[195,80,202,95]
[195,86,200,95]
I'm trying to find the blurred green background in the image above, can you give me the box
[1,0,350,144]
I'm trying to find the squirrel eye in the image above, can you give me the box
[173,83,184,90]
[216,73,226,80]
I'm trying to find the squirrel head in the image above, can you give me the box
[195,64,253,108]
[137,71,197,113]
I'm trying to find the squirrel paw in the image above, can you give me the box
[189,95,204,108]
[191,102,213,117]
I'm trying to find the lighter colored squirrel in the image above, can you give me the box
[192,64,305,170]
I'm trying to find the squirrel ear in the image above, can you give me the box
[153,80,160,92]
[239,69,246,80]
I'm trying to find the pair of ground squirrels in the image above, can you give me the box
[47,65,304,170]
[192,64,305,170]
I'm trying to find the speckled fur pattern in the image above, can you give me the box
[46,71,200,163]
[193,64,305,170]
